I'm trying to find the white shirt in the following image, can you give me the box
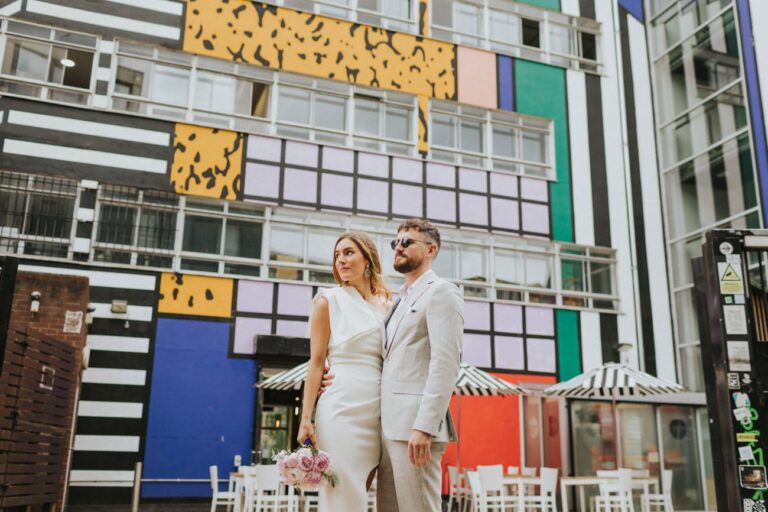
[385,269,435,348]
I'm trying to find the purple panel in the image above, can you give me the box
[276,320,309,338]
[277,284,313,316]
[459,168,488,193]
[426,162,456,187]
[358,152,389,178]
[321,174,354,208]
[357,179,389,214]
[247,135,282,162]
[522,203,550,234]
[322,147,354,173]
[493,303,522,333]
[461,333,492,367]
[463,300,490,330]
[234,317,272,355]
[459,193,488,226]
[392,157,422,183]
[520,177,548,202]
[236,280,273,313]
[491,197,519,230]
[426,188,456,223]
[526,338,556,373]
[285,141,319,167]
[495,336,525,370]
[490,172,518,198]
[392,183,423,217]
[244,163,280,198]
[525,307,554,336]
[283,168,317,203]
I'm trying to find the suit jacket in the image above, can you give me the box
[381,272,463,443]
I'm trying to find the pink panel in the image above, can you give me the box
[457,47,497,109]
[459,193,488,226]
[495,336,525,370]
[277,283,313,316]
[234,317,272,355]
[244,163,280,198]
[464,300,490,331]
[493,303,522,333]
[426,188,456,223]
[321,174,354,208]
[323,147,354,173]
[276,320,309,338]
[357,179,389,213]
[491,197,519,230]
[459,168,487,193]
[248,135,282,162]
[237,280,273,313]
[359,152,389,178]
[392,157,422,183]
[462,333,492,367]
[285,141,318,167]
[283,168,317,203]
[392,183,423,217]
[426,162,455,187]
[522,203,550,234]
[526,338,556,373]
[520,177,549,202]
[525,307,554,336]
[490,172,518,197]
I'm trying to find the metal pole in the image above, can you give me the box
[131,461,142,512]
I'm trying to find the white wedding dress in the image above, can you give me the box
[313,286,387,511]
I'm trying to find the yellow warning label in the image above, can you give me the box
[737,432,759,443]
[719,262,744,294]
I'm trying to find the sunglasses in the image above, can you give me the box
[390,237,433,250]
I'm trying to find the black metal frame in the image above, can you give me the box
[0,256,18,377]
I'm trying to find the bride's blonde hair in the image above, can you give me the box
[332,231,391,300]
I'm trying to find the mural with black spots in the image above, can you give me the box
[158,272,234,318]
[171,123,244,201]
[183,0,456,100]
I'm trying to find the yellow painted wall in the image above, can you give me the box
[159,273,234,318]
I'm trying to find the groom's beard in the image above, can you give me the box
[394,253,422,274]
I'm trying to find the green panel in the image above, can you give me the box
[556,309,580,381]
[516,0,560,10]
[514,59,573,242]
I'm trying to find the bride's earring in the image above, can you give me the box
[365,266,372,278]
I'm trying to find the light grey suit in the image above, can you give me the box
[377,270,463,512]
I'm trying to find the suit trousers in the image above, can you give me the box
[377,433,446,512]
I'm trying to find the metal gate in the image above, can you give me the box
[0,328,78,509]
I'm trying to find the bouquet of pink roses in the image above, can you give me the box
[273,442,338,491]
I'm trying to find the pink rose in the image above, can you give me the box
[297,448,314,471]
[314,452,330,472]
[305,471,323,489]
[284,453,299,469]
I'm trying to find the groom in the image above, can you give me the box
[377,218,464,512]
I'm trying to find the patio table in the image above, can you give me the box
[560,475,659,511]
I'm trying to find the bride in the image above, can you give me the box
[297,231,391,511]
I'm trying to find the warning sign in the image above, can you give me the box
[719,262,744,294]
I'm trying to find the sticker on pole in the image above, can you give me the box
[719,241,734,255]
[739,465,768,490]
[718,262,744,294]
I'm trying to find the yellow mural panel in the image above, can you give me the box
[183,0,456,100]
[159,273,234,318]
[171,123,244,200]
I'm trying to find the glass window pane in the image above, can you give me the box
[2,38,49,81]
[224,220,262,259]
[151,64,190,106]
[549,24,574,55]
[460,120,483,153]
[182,215,222,254]
[432,0,452,27]
[432,242,458,279]
[315,94,346,131]
[525,255,552,288]
[278,86,311,125]
[307,230,338,266]
[381,0,410,19]
[522,19,540,48]
[590,261,613,295]
[137,209,176,250]
[493,125,516,158]
[270,224,304,263]
[249,82,270,117]
[97,204,135,245]
[572,401,617,473]
[195,71,236,113]
[522,131,546,163]
[49,47,93,89]
[115,56,151,97]
[490,11,518,44]
[617,404,659,473]
[561,259,585,292]
[461,246,487,282]
[455,2,480,36]
[24,195,74,238]
[355,98,380,136]
[495,250,522,286]
[433,114,455,148]
[581,32,597,60]
[659,406,705,510]
[524,397,542,468]
[385,106,410,141]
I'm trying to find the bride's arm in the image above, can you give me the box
[297,296,331,448]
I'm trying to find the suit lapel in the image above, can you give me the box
[385,276,435,358]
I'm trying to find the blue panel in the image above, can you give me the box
[736,0,768,225]
[142,318,257,498]
[618,0,643,22]
[498,55,514,112]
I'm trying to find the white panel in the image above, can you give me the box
[91,96,109,109]
[105,0,184,15]
[78,400,143,418]
[90,302,154,322]
[561,0,580,16]
[628,17,677,382]
[95,67,112,82]
[18,264,156,290]
[80,179,99,190]
[26,1,181,40]
[567,69,595,246]
[82,368,146,386]
[580,311,602,371]
[73,237,91,253]
[99,40,116,54]
[69,470,135,486]
[87,335,150,353]
[751,0,768,152]
[8,110,170,146]
[0,0,21,15]
[77,207,95,222]
[74,435,140,452]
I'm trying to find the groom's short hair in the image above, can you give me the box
[398,218,441,250]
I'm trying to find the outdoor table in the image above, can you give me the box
[502,474,541,512]
[560,475,659,511]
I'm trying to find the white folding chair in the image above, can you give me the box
[245,465,299,512]
[520,467,558,512]
[448,465,470,512]
[640,469,674,512]
[595,468,635,512]
[476,464,519,511]
[521,467,537,476]
[209,465,237,512]
[507,466,520,475]
[300,490,318,512]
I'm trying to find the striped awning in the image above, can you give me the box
[544,362,685,399]
[257,362,526,396]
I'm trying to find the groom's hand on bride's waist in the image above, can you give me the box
[408,430,432,467]
[318,365,334,395]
